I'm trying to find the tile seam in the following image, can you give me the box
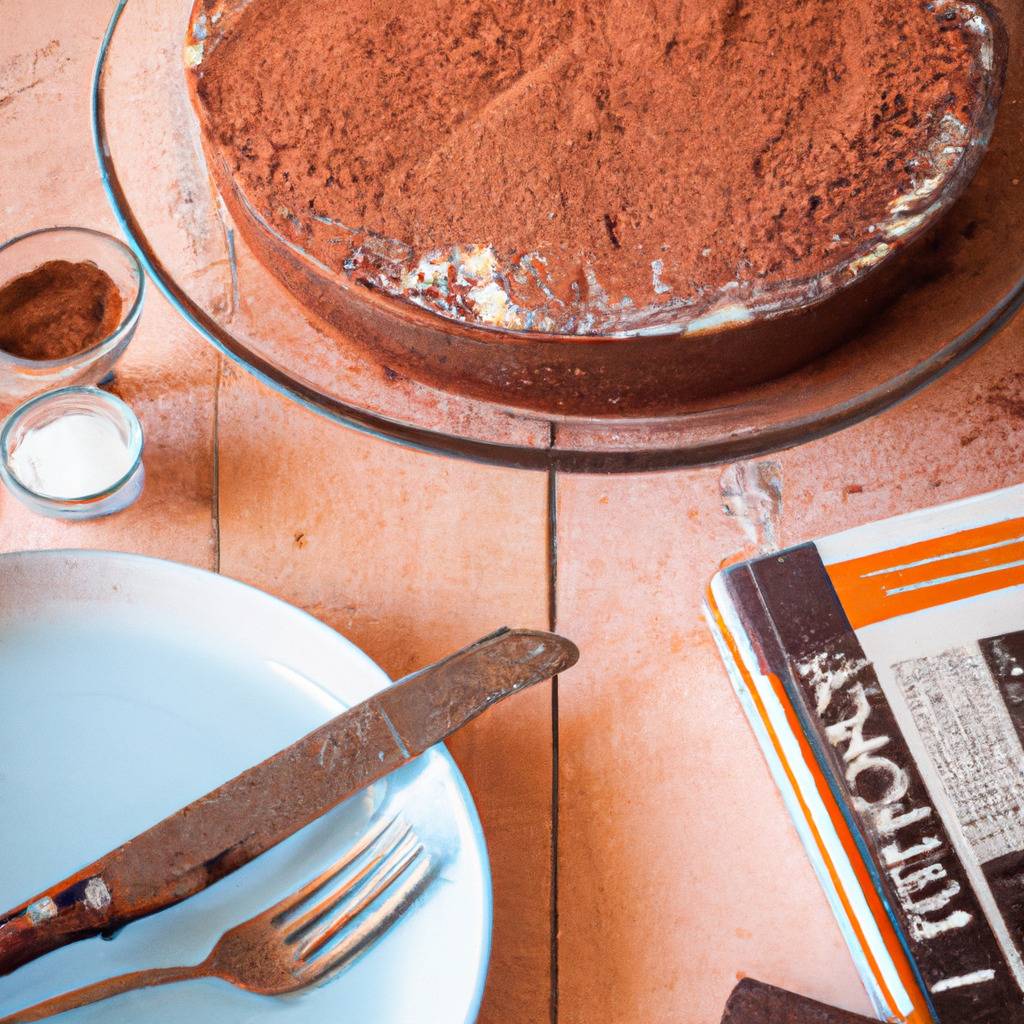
[212,354,222,574]
[548,420,559,1024]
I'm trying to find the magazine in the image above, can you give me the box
[707,484,1024,1023]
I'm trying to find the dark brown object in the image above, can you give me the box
[184,0,1006,414]
[0,260,122,361]
[0,627,579,976]
[721,979,877,1023]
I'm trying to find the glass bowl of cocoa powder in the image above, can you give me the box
[0,227,145,406]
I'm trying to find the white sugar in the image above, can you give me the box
[10,413,134,499]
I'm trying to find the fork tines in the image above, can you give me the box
[271,813,431,980]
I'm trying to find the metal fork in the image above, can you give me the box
[0,815,431,1022]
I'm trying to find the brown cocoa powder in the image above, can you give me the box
[0,260,123,361]
[190,0,989,334]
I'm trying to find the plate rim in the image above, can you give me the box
[0,547,493,1024]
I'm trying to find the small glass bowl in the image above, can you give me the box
[0,386,145,519]
[0,227,145,405]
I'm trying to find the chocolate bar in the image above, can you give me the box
[720,978,880,1019]
[721,979,877,1023]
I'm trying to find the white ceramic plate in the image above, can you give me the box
[0,550,491,1023]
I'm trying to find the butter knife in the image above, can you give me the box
[0,627,577,975]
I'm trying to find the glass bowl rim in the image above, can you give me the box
[1,384,145,504]
[0,225,147,371]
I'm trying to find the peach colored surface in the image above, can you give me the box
[1,6,1022,1024]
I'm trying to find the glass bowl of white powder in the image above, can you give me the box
[0,386,144,519]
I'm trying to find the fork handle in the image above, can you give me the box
[0,964,201,1022]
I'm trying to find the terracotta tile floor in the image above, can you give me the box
[2,5,1023,1024]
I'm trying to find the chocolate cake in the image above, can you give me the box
[185,0,1006,413]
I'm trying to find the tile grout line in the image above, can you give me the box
[212,354,222,575]
[547,421,559,1024]
[209,219,235,579]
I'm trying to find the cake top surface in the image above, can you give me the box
[188,0,999,336]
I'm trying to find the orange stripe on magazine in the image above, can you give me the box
[827,517,1024,629]
[707,594,931,1024]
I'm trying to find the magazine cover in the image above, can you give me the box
[707,484,1024,1024]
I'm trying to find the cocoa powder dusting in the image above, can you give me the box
[0,260,123,361]
[189,0,995,334]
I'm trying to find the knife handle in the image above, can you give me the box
[0,870,114,976]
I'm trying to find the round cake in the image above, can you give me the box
[185,0,1006,413]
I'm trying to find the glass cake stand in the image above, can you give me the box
[91,0,1024,473]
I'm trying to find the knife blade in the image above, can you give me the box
[0,627,577,976]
